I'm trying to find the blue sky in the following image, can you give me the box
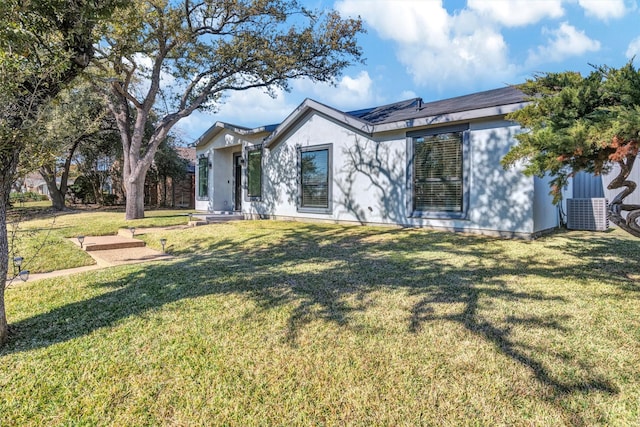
[176,0,640,143]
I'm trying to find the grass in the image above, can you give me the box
[2,210,640,425]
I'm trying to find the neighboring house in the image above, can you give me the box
[22,172,76,198]
[23,173,50,196]
[195,86,564,238]
[145,146,196,208]
[174,146,196,209]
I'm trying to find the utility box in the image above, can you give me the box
[567,198,609,231]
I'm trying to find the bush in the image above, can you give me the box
[69,176,94,204]
[10,191,48,203]
[102,193,118,206]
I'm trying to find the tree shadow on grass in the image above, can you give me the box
[3,223,637,421]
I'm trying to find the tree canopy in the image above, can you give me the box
[19,82,118,210]
[92,0,364,219]
[0,0,122,345]
[503,62,640,237]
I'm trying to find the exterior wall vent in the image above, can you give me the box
[567,198,609,231]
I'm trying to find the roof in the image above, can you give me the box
[350,86,526,125]
[192,86,528,149]
[175,146,195,165]
[263,86,527,147]
[194,121,278,147]
[175,146,196,173]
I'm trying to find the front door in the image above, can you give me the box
[234,153,242,211]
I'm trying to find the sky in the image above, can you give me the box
[175,0,640,144]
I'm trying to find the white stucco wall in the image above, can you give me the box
[533,175,560,232]
[245,112,538,236]
[195,129,262,212]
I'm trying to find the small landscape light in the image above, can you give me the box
[13,256,23,268]
[129,227,136,237]
[12,256,23,277]
[77,235,85,249]
[10,257,28,282]
[188,212,193,221]
[159,238,167,253]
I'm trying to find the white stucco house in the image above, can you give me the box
[194,86,563,238]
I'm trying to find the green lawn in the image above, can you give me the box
[7,207,192,273]
[2,211,640,425]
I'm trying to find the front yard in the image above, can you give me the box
[2,211,640,425]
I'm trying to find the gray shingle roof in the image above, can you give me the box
[200,86,527,148]
[349,86,525,125]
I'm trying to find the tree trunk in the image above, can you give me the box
[607,156,640,238]
[50,189,66,211]
[162,176,167,207]
[0,148,19,345]
[124,176,146,219]
[0,196,9,345]
[40,166,65,210]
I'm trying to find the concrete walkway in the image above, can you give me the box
[7,233,175,284]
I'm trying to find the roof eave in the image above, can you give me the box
[371,101,529,133]
[194,121,274,148]
[264,99,374,148]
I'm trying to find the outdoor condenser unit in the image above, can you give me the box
[566,198,609,231]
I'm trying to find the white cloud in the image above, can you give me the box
[400,90,418,100]
[467,0,564,27]
[336,0,450,46]
[294,71,377,109]
[527,22,600,65]
[174,71,380,140]
[626,36,640,59]
[213,87,294,125]
[173,87,295,141]
[335,0,517,92]
[578,0,627,20]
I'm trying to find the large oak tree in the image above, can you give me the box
[93,0,364,220]
[503,62,640,237]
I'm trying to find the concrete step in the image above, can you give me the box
[70,235,146,252]
[190,212,244,226]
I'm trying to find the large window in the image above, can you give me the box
[298,144,332,213]
[246,147,262,199]
[197,156,209,199]
[409,126,468,217]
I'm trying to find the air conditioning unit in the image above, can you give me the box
[567,198,609,231]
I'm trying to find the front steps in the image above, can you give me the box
[68,231,173,268]
[189,211,244,226]
[74,233,146,251]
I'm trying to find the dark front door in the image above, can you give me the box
[234,153,242,211]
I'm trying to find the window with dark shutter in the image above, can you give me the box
[246,148,262,199]
[197,157,208,199]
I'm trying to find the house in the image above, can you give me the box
[195,86,563,238]
[23,172,50,196]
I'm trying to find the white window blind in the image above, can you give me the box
[301,149,329,208]
[413,132,463,212]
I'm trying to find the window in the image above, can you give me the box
[298,144,332,213]
[246,147,262,199]
[408,125,468,217]
[197,157,209,199]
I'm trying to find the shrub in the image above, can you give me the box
[10,191,48,203]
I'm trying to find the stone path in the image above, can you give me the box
[7,232,176,284]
